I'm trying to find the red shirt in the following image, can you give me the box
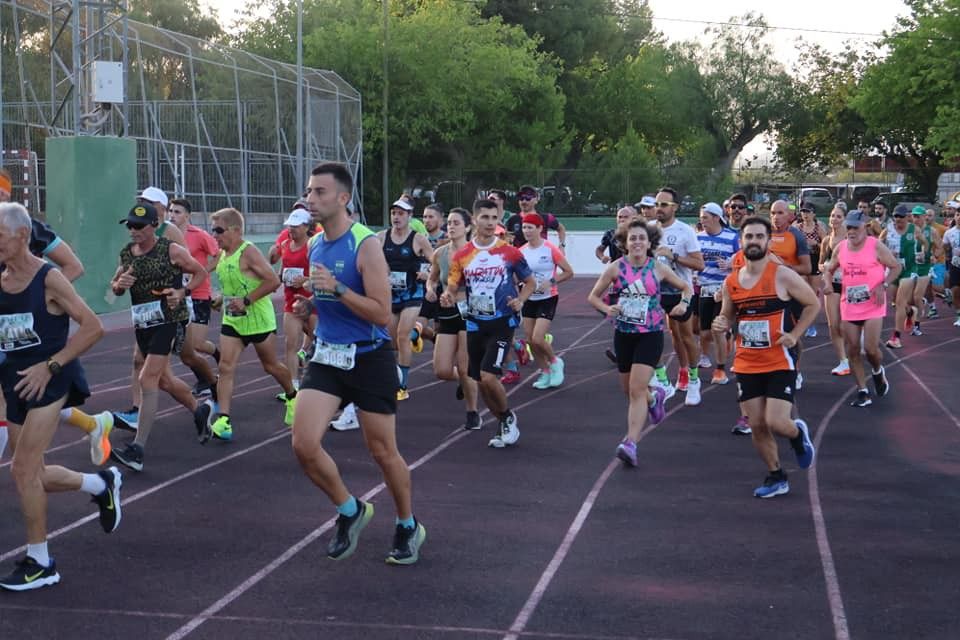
[184,225,218,300]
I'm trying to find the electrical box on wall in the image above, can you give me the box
[92,61,124,103]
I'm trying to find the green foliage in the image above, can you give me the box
[129,0,223,41]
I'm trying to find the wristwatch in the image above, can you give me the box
[333,282,348,298]
[242,296,252,307]
[46,359,62,375]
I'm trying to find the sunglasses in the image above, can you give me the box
[126,222,149,230]
[729,204,747,210]
[656,201,675,208]
[518,195,536,202]
[211,226,228,234]
[845,225,862,230]
[800,209,814,214]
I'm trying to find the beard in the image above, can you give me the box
[744,245,766,261]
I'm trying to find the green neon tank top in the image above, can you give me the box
[215,241,277,335]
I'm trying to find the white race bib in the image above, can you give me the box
[418,262,431,276]
[469,292,496,317]
[846,284,871,305]
[282,267,305,287]
[185,297,196,323]
[456,299,470,319]
[0,313,41,351]
[739,319,771,349]
[700,283,721,298]
[915,251,926,265]
[618,294,650,325]
[389,271,408,289]
[310,341,356,370]
[223,296,247,317]
[131,300,166,329]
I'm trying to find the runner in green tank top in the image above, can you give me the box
[208,207,297,441]
[881,205,929,348]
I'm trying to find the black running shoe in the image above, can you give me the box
[194,400,213,444]
[465,411,481,430]
[191,381,212,398]
[0,557,60,591]
[92,466,122,533]
[850,390,872,407]
[872,367,890,398]
[386,520,427,565]
[605,348,617,365]
[111,443,144,472]
[327,500,374,560]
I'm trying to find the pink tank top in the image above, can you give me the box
[837,236,887,321]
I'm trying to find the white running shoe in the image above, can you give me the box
[650,377,677,401]
[684,378,702,406]
[489,411,519,448]
[330,404,359,431]
[954,316,960,327]
[831,360,850,376]
[697,355,712,368]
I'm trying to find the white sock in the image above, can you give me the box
[343,403,357,419]
[80,473,107,496]
[26,542,50,567]
[0,426,7,460]
[59,408,71,421]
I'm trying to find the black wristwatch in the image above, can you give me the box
[333,282,347,298]
[47,359,62,375]
[242,296,252,307]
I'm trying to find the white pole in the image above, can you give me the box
[296,0,304,193]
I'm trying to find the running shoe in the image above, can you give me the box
[711,369,729,385]
[548,357,565,387]
[410,322,424,354]
[804,325,818,338]
[194,400,214,443]
[330,405,359,431]
[499,370,521,385]
[112,408,139,432]
[885,336,902,349]
[0,557,60,592]
[89,411,114,466]
[850,389,872,407]
[954,316,960,327]
[515,340,530,366]
[904,305,917,332]
[210,415,233,441]
[792,419,815,469]
[605,348,617,365]
[753,472,789,499]
[464,411,482,431]
[191,381,212,398]
[284,395,297,426]
[731,415,752,435]
[697,354,712,368]
[386,520,427,565]
[91,466,122,533]
[616,439,638,467]
[110,443,144,472]
[831,360,850,376]
[648,386,667,425]
[928,304,939,319]
[872,367,890,398]
[488,411,519,448]
[275,391,287,402]
[910,325,923,336]
[532,370,551,389]
[396,388,410,401]
[650,376,676,401]
[684,378,702,406]
[676,368,690,392]
[327,500,374,560]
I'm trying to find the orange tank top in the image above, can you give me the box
[769,229,800,265]
[725,260,797,373]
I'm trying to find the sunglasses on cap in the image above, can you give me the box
[126,221,149,230]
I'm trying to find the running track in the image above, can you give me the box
[1,277,958,639]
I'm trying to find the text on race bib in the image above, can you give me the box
[456,299,470,319]
[739,319,771,349]
[389,271,408,289]
[618,294,650,325]
[311,341,356,371]
[282,267,305,287]
[700,283,721,298]
[845,284,871,305]
[131,301,166,329]
[0,313,41,351]
[468,291,496,317]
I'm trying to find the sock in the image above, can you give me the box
[133,389,159,447]
[654,366,668,383]
[80,473,107,496]
[208,379,219,402]
[26,542,50,567]
[893,330,900,338]
[189,366,206,384]
[396,515,415,530]
[689,366,699,380]
[337,496,358,518]
[498,409,512,421]
[859,387,869,394]
[61,408,97,434]
[872,366,884,376]
[771,468,787,481]
[789,429,805,454]
[716,363,725,371]
[503,360,518,373]
[399,365,409,389]
[915,322,921,330]
[409,326,420,342]
[285,389,297,400]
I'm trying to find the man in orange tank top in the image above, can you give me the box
[713,216,820,499]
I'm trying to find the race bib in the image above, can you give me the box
[310,341,356,370]
[389,271,408,289]
[185,297,196,323]
[533,274,547,294]
[700,283,721,298]
[833,269,843,284]
[282,267,305,287]
[456,299,470,319]
[469,292,496,317]
[418,262,431,276]
[618,294,650,325]
[739,319,771,349]
[0,313,41,351]
[223,296,247,317]
[846,284,871,305]
[131,300,166,329]
[952,256,960,268]
[915,250,926,265]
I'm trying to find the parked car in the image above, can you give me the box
[872,191,937,213]
[798,187,834,215]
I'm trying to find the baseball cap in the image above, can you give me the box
[835,201,848,211]
[635,195,656,208]
[701,202,724,219]
[893,204,910,217]
[799,201,815,213]
[844,210,867,227]
[911,206,927,216]
[284,209,312,226]
[518,185,539,198]
[139,186,169,207]
[522,213,543,227]
[946,200,959,209]
[390,198,413,212]
[120,202,159,226]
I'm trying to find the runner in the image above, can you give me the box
[410,203,448,353]
[442,198,536,448]
[378,198,433,401]
[695,202,739,385]
[587,219,693,467]
[109,202,213,470]
[941,206,960,327]
[908,205,940,336]
[208,207,298,440]
[821,210,899,407]
[796,202,827,337]
[426,208,480,429]
[291,162,426,565]
[712,216,818,498]
[879,205,927,348]
[519,213,574,389]
[818,207,851,375]
[0,203,122,591]
[596,206,637,364]
[504,185,566,250]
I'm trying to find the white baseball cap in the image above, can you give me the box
[283,210,312,226]
[139,186,169,207]
[946,200,959,209]
[391,198,414,211]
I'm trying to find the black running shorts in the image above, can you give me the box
[135,322,179,358]
[521,295,559,321]
[299,343,398,415]
[613,330,664,373]
[466,316,515,381]
[736,370,797,404]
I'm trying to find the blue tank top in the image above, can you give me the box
[0,263,67,367]
[308,223,390,352]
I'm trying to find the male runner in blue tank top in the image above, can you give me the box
[291,162,426,565]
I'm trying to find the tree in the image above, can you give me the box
[129,0,223,41]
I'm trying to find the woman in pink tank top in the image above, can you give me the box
[836,236,887,322]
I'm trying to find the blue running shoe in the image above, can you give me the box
[793,419,815,469]
[113,408,139,432]
[754,472,789,498]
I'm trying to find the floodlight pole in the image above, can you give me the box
[382,0,389,224]
[296,0,304,192]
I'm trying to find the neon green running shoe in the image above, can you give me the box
[284,395,297,426]
[210,415,233,441]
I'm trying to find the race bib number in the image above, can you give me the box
[898,257,906,267]
[389,271,408,290]
[700,283,721,298]
[418,262,431,276]
[0,313,41,351]
[282,267,305,287]
[185,297,196,323]
[131,300,166,329]
[618,294,650,325]
[846,284,871,304]
[456,299,470,319]
[469,292,496,317]
[533,275,547,294]
[223,296,247,317]
[310,341,356,370]
[739,319,771,349]
[915,251,926,265]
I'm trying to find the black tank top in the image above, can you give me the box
[383,230,420,292]
[119,237,188,323]
[0,263,67,367]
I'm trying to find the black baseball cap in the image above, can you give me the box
[120,202,159,225]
